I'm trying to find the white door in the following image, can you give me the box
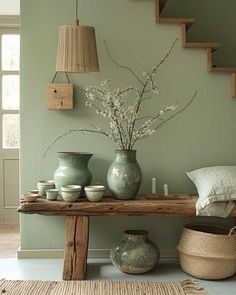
[0,26,20,223]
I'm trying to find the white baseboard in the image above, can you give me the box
[17,249,64,259]
[17,248,178,262]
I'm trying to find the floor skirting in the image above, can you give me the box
[17,248,178,260]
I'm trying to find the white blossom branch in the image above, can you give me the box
[130,90,197,148]
[151,38,178,74]
[127,39,178,149]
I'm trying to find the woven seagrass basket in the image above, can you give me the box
[177,224,236,280]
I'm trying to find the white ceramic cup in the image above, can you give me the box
[46,189,58,201]
[85,185,105,202]
[60,185,81,202]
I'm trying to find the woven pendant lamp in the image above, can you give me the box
[56,0,99,73]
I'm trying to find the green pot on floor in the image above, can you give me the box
[110,230,160,274]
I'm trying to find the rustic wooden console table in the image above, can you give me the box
[18,195,236,281]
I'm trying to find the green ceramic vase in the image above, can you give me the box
[110,230,160,274]
[107,150,142,200]
[54,152,93,191]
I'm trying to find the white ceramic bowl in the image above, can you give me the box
[85,185,105,202]
[29,189,39,195]
[37,180,55,196]
[61,185,81,191]
[60,185,81,202]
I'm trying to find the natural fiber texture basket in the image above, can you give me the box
[177,224,236,280]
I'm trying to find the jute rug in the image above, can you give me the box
[0,279,209,295]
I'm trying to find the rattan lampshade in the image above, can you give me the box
[56,24,100,73]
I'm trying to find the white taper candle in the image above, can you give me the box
[164,184,168,196]
[152,177,157,194]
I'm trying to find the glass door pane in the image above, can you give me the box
[1,35,20,71]
[2,75,19,110]
[2,114,20,149]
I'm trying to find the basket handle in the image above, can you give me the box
[228,226,236,236]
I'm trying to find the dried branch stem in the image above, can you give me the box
[104,40,145,86]
[43,128,118,158]
[154,90,197,131]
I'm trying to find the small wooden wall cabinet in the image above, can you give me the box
[47,83,73,110]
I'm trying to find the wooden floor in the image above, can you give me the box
[0,223,20,258]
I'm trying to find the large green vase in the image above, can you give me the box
[54,152,93,191]
[107,150,142,200]
[110,230,160,274]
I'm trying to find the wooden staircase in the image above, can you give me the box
[156,0,236,97]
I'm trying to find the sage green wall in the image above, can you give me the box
[20,0,235,253]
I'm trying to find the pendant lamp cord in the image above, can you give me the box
[76,0,79,24]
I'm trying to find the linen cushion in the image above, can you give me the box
[186,166,236,217]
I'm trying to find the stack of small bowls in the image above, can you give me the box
[60,185,81,202]
[37,180,55,197]
[85,185,105,202]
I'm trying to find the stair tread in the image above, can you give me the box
[184,42,220,49]
[211,67,236,73]
[158,17,195,24]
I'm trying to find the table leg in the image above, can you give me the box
[63,216,89,280]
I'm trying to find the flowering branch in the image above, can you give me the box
[131,90,197,147]
[127,38,178,149]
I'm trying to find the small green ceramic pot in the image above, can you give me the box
[110,230,160,274]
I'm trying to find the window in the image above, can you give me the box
[0,32,20,149]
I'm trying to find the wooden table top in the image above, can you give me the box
[18,194,236,217]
